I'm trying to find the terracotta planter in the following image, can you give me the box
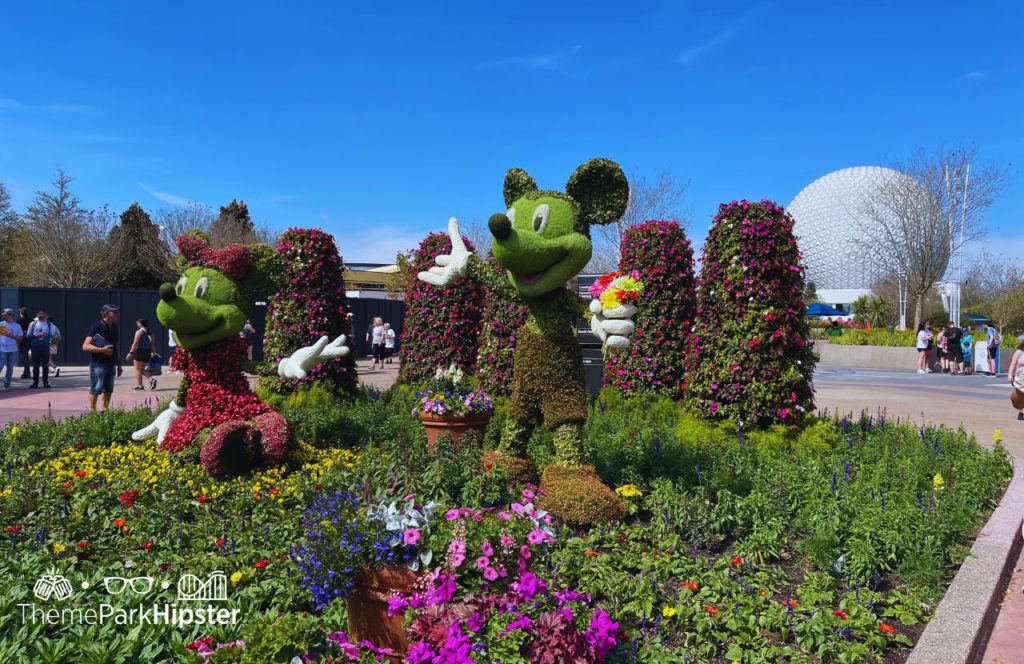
[419,411,491,454]
[345,566,420,659]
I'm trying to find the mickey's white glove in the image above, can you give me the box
[589,299,637,352]
[278,334,350,381]
[132,400,184,443]
[418,217,472,287]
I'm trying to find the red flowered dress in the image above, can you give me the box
[160,337,270,453]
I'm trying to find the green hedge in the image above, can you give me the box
[828,329,917,347]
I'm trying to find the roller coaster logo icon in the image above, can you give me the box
[176,571,228,601]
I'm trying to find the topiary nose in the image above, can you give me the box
[489,213,512,241]
[159,283,178,302]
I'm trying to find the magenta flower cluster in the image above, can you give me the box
[264,228,358,392]
[604,220,696,400]
[477,253,528,397]
[400,232,484,384]
[684,199,816,425]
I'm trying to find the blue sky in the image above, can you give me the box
[1,1,1021,262]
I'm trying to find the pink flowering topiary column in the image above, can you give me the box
[477,253,529,397]
[685,199,816,426]
[605,220,696,400]
[399,232,483,384]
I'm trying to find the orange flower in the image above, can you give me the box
[705,606,720,616]
[833,610,848,620]
[253,492,262,501]
[729,555,743,566]
[197,495,212,503]
[759,588,769,596]
[684,581,700,593]
[782,599,798,609]
[269,488,280,496]
[74,470,86,478]
[252,559,268,569]
[114,518,126,528]
[584,550,600,557]
[77,540,89,548]
[59,481,73,489]
[879,623,895,635]
[141,539,152,552]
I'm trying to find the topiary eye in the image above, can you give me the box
[194,277,209,299]
[532,204,550,234]
[507,208,516,224]
[176,277,187,295]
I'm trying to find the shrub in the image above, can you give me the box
[685,199,816,426]
[829,328,917,347]
[477,253,528,397]
[605,220,696,400]
[398,232,484,384]
[262,228,358,393]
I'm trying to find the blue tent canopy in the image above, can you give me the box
[966,314,990,323]
[806,302,845,317]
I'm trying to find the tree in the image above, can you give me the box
[604,220,696,400]
[0,182,24,285]
[852,294,894,328]
[858,147,1005,329]
[210,199,257,248]
[685,199,816,426]
[154,202,218,255]
[106,203,174,288]
[21,171,112,288]
[588,170,690,272]
[803,280,819,304]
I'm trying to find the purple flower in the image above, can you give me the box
[483,566,499,581]
[481,540,494,557]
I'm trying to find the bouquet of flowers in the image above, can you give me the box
[414,364,493,417]
[588,270,644,352]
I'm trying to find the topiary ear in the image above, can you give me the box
[565,158,629,226]
[503,168,538,208]
[242,244,285,301]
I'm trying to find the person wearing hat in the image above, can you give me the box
[82,304,123,411]
[0,308,25,389]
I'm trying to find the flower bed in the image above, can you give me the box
[0,390,1011,662]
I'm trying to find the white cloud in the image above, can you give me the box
[477,45,581,71]
[960,72,987,80]
[0,98,92,113]
[139,183,191,207]
[677,28,736,65]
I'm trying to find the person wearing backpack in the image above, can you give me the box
[126,318,157,391]
[26,309,56,389]
[985,324,1002,376]
[1008,335,1024,421]
[45,314,62,378]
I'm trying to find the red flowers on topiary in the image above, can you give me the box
[399,232,484,384]
[477,254,529,396]
[685,199,816,426]
[604,220,696,400]
[176,234,250,281]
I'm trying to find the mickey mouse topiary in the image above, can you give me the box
[685,199,816,426]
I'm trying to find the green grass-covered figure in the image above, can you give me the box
[419,158,634,524]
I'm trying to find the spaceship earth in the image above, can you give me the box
[788,166,905,291]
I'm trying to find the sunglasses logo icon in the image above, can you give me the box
[103,576,154,596]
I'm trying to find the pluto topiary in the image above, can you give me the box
[685,199,816,426]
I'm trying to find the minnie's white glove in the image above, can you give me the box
[418,217,472,287]
[589,299,637,352]
[132,400,184,443]
[278,335,350,381]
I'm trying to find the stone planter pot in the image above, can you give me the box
[419,411,491,454]
[345,566,420,659]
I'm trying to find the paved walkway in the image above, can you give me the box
[982,543,1024,664]
[814,366,1022,458]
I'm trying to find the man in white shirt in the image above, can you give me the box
[0,308,24,389]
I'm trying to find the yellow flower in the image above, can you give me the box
[230,571,244,585]
[9,426,19,437]
[600,288,622,310]
[933,474,945,491]
[993,428,1002,444]
[662,606,677,618]
[53,543,66,554]
[615,484,643,498]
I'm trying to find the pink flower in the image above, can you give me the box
[481,541,494,557]
[403,528,421,546]
[476,556,489,569]
[483,566,499,581]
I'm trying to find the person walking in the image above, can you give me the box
[936,324,949,373]
[383,322,396,364]
[241,320,257,361]
[369,317,385,369]
[0,308,24,389]
[126,318,156,391]
[945,322,964,375]
[46,315,62,378]
[916,323,933,374]
[83,304,123,411]
[1008,335,1024,421]
[26,309,56,388]
[16,307,31,379]
[985,323,1002,376]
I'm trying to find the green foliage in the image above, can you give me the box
[502,167,539,208]
[686,199,816,426]
[564,158,630,228]
[106,202,171,289]
[477,254,529,396]
[830,328,917,347]
[852,294,895,328]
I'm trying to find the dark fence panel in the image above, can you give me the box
[346,298,406,358]
[7,288,406,366]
